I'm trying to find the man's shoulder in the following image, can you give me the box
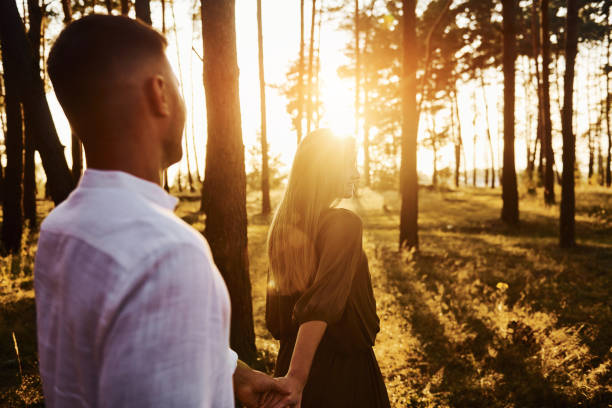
[40,188,210,270]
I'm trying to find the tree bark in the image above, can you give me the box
[450,95,459,187]
[560,0,579,248]
[541,0,555,203]
[200,0,256,365]
[399,0,418,250]
[501,0,519,225]
[104,0,113,14]
[61,0,72,23]
[1,51,24,253]
[0,0,74,206]
[479,72,496,188]
[120,0,130,15]
[24,0,43,228]
[472,90,478,186]
[297,0,305,143]
[452,91,466,186]
[607,2,612,186]
[135,0,152,25]
[257,0,271,215]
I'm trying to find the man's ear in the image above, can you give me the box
[145,74,170,117]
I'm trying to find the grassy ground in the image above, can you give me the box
[1,186,611,407]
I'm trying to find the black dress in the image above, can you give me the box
[266,208,391,408]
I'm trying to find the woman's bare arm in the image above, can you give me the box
[263,320,327,408]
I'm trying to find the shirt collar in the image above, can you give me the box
[78,169,179,210]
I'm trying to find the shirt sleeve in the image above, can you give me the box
[292,209,363,326]
[97,243,235,408]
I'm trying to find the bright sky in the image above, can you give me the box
[42,0,595,186]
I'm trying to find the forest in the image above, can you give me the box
[0,0,611,406]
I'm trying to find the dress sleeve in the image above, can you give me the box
[293,209,363,326]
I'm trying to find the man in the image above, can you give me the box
[34,15,289,407]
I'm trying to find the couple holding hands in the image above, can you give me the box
[34,15,390,408]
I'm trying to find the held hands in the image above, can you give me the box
[234,361,306,408]
[259,374,304,408]
[234,362,290,408]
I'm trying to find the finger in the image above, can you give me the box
[260,392,285,408]
[269,395,295,408]
[259,391,276,407]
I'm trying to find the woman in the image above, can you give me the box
[264,129,390,408]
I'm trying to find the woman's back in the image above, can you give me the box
[266,208,390,408]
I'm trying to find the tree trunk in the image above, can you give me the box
[399,0,418,250]
[501,0,519,225]
[200,0,256,365]
[479,72,496,188]
[362,21,371,188]
[450,95,459,188]
[354,0,360,140]
[298,0,305,143]
[120,0,130,15]
[541,0,555,203]
[104,0,113,14]
[472,90,478,186]
[24,0,43,228]
[560,0,579,248]
[598,138,605,185]
[314,4,322,128]
[257,0,271,215]
[61,0,72,23]
[306,0,316,135]
[0,0,74,205]
[531,0,543,184]
[586,46,594,182]
[607,2,612,187]
[135,0,151,25]
[452,91,467,186]
[1,51,24,253]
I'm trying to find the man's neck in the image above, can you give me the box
[83,144,163,186]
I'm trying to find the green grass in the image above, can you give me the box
[1,186,611,407]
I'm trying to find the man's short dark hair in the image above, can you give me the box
[48,14,167,122]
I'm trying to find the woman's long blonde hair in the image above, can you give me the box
[267,129,355,295]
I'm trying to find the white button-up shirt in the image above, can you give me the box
[34,169,238,408]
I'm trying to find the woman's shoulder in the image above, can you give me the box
[319,207,363,235]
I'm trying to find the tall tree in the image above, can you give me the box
[399,0,418,250]
[135,0,151,25]
[531,0,544,184]
[25,0,42,228]
[298,0,305,143]
[1,47,24,253]
[541,0,555,203]
[0,0,73,205]
[607,1,612,186]
[560,0,579,248]
[257,0,271,215]
[200,0,256,365]
[479,72,496,188]
[354,0,360,140]
[501,0,519,224]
